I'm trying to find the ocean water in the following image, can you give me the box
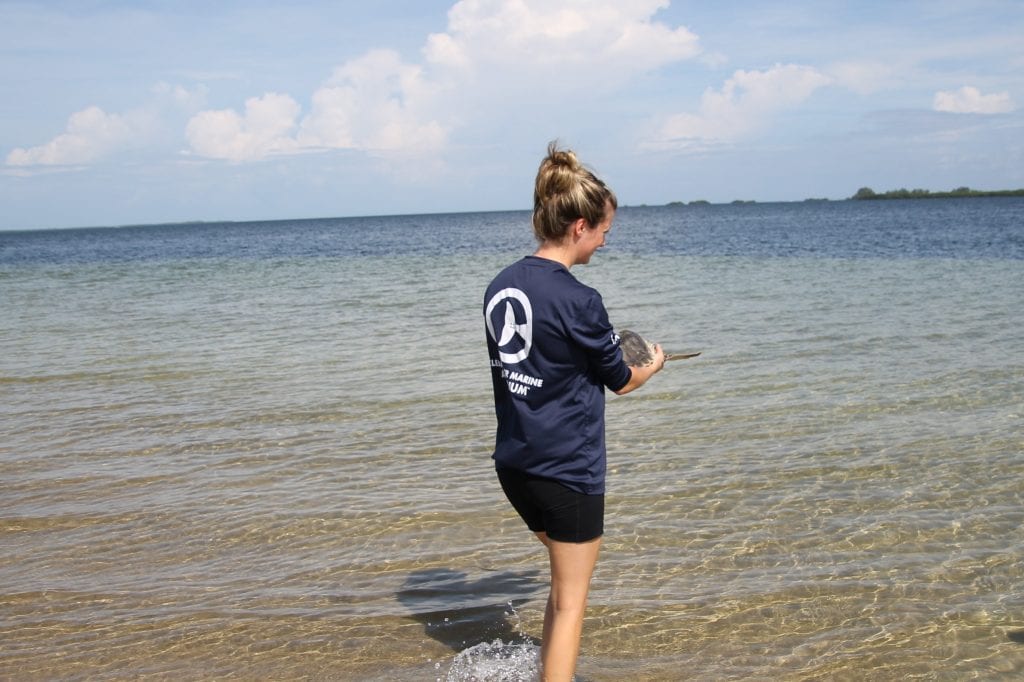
[1,199,1023,680]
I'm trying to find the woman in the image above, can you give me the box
[483,142,664,680]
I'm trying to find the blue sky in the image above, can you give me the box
[2,0,1022,230]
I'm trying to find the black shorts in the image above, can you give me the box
[497,467,604,543]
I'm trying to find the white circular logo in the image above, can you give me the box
[485,287,533,364]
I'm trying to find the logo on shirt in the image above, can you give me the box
[485,287,533,364]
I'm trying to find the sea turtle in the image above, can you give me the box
[617,328,701,367]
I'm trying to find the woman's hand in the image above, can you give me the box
[614,342,665,395]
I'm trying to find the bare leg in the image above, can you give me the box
[533,532,602,682]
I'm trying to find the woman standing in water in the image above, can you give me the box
[483,142,665,680]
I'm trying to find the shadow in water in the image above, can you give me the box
[398,568,544,652]
[1008,630,1024,644]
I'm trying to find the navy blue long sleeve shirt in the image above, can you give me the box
[484,256,631,494]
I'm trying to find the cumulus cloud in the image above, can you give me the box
[186,93,301,161]
[653,64,832,147]
[16,2,704,166]
[185,2,700,161]
[6,106,150,166]
[6,83,207,168]
[425,0,700,81]
[299,49,445,153]
[185,50,445,161]
[933,86,1014,114]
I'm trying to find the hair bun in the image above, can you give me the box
[531,140,617,244]
[547,146,579,169]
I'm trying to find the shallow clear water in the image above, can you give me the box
[2,199,1023,680]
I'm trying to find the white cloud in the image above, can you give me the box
[652,64,832,148]
[184,1,702,162]
[6,106,150,166]
[186,50,446,161]
[5,83,208,168]
[298,49,445,153]
[425,0,700,81]
[15,2,704,167]
[185,93,301,161]
[933,86,1014,114]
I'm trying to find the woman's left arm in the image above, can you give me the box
[613,343,665,395]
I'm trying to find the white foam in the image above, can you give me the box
[443,639,539,682]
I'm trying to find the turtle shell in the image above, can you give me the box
[618,329,656,366]
[617,329,702,365]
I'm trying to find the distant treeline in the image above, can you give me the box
[660,186,1024,207]
[852,187,1024,200]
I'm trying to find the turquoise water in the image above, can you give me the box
[2,200,1023,679]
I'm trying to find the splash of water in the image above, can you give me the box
[442,601,540,681]
[443,639,539,682]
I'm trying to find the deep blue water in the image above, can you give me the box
[2,198,1022,265]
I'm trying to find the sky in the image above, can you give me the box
[2,0,1022,231]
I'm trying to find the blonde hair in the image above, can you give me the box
[532,141,617,243]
